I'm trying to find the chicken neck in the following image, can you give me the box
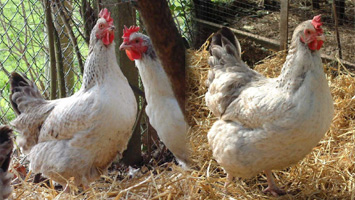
[135,55,175,103]
[277,39,322,92]
[82,42,124,90]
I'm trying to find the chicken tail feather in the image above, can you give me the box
[206,27,260,117]
[0,125,13,199]
[9,72,52,153]
[207,27,250,87]
[10,72,45,115]
[210,27,241,59]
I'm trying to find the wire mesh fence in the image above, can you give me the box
[0,0,191,125]
[0,0,90,123]
[168,0,193,46]
[0,0,191,123]
[191,0,355,64]
[2,0,351,124]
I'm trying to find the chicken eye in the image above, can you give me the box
[135,39,139,43]
[305,30,311,35]
[99,24,104,29]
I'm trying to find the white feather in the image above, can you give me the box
[135,56,190,166]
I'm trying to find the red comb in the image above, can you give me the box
[122,25,140,42]
[311,15,323,33]
[99,8,113,25]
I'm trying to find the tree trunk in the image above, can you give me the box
[80,0,97,45]
[43,0,57,100]
[53,28,67,98]
[51,0,75,96]
[137,0,186,117]
[101,0,141,166]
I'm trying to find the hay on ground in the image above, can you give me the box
[9,44,355,199]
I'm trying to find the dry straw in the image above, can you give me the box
[9,43,355,199]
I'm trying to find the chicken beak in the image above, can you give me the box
[109,25,115,32]
[119,42,132,51]
[316,34,325,42]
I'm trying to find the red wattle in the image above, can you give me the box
[308,40,323,51]
[125,49,141,61]
[102,32,114,45]
[316,40,323,50]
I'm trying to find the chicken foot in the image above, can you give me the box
[224,173,233,189]
[62,184,89,194]
[263,170,286,196]
[33,173,45,183]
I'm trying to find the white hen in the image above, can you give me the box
[206,15,333,196]
[9,8,137,187]
[119,26,190,167]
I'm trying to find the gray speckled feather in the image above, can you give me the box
[0,125,13,199]
[206,27,262,118]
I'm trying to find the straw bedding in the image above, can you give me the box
[9,43,355,199]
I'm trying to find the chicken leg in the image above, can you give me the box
[224,173,233,189]
[263,170,286,196]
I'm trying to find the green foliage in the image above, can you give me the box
[0,0,88,123]
[211,0,234,3]
[0,0,193,123]
[0,0,47,123]
[169,0,193,44]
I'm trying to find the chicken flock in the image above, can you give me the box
[0,7,336,198]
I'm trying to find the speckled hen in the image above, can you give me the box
[9,9,137,188]
[206,15,333,196]
[0,125,13,199]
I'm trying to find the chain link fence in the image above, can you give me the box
[3,0,348,124]
[0,0,90,123]
[191,0,354,65]
[0,0,190,126]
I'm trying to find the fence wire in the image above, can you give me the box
[168,0,193,46]
[0,0,97,124]
[3,0,350,124]
[192,0,354,64]
[0,0,192,127]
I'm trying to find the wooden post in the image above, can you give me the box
[332,1,342,59]
[279,0,289,51]
[53,28,66,98]
[101,0,142,166]
[334,0,345,25]
[43,0,57,100]
[137,0,186,117]
[51,0,75,96]
[146,120,159,160]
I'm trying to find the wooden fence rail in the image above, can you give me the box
[194,18,355,71]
